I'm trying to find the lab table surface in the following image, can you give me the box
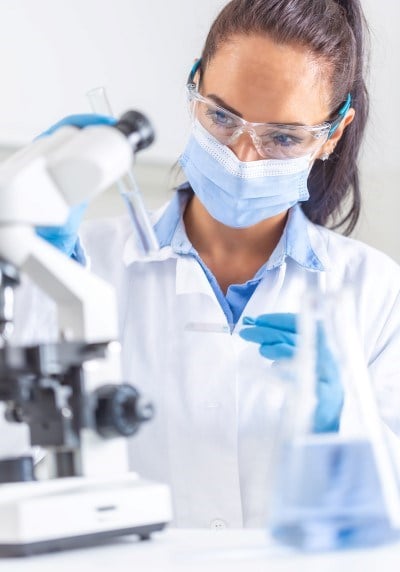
[2,529,400,571]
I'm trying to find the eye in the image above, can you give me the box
[269,132,303,148]
[205,108,238,129]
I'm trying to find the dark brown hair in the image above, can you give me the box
[201,0,369,234]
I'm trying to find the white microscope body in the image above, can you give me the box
[0,121,172,556]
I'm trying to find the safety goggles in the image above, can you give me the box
[186,59,352,160]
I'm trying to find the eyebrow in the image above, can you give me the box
[206,93,312,127]
[206,94,243,118]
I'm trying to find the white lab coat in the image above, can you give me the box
[9,205,400,528]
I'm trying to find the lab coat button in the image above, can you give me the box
[210,519,227,529]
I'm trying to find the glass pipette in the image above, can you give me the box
[86,86,159,257]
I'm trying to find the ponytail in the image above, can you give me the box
[304,0,369,233]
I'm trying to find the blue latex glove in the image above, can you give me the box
[40,113,116,136]
[36,114,116,256]
[240,313,344,433]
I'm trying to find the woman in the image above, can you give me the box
[20,0,400,527]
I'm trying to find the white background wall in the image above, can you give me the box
[0,0,398,260]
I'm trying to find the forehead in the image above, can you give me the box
[202,34,332,125]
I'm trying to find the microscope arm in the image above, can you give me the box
[0,125,132,226]
[0,225,118,343]
[0,125,133,342]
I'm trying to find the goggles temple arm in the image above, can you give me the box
[187,58,202,89]
[328,93,352,138]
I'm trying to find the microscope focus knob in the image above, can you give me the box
[94,384,154,438]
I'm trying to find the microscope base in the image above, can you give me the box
[0,472,172,557]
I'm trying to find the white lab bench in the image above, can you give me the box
[2,529,400,571]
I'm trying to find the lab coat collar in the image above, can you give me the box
[266,206,328,272]
[122,183,329,271]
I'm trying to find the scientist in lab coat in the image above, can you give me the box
[12,0,400,528]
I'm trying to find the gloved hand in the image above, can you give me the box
[40,113,116,136]
[240,313,344,433]
[35,113,116,256]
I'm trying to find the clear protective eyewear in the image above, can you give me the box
[186,59,352,160]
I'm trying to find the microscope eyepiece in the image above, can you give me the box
[114,111,155,153]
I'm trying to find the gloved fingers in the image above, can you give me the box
[35,227,80,256]
[62,202,88,232]
[317,352,341,386]
[314,381,344,433]
[316,376,344,406]
[40,113,116,137]
[240,325,297,347]
[35,202,89,256]
[316,325,341,384]
[36,202,88,236]
[243,313,297,333]
[242,314,344,434]
[259,342,296,360]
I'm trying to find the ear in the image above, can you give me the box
[316,107,356,160]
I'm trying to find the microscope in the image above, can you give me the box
[0,113,172,556]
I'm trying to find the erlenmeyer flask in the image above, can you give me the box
[268,286,400,551]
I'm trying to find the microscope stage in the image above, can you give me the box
[0,473,172,557]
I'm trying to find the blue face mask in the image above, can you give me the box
[179,121,311,228]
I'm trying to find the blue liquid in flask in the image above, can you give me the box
[269,437,400,551]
